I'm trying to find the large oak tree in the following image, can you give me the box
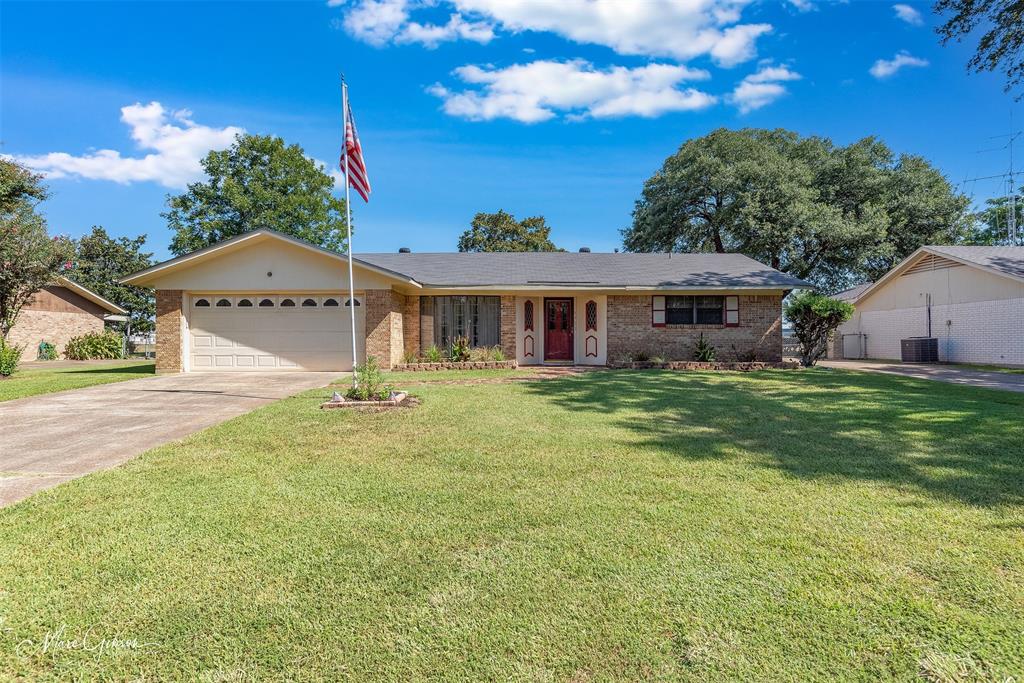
[622,128,971,291]
[935,0,1024,98]
[457,210,562,252]
[165,134,348,256]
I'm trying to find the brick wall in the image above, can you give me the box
[500,296,516,360]
[606,294,783,362]
[852,298,1024,365]
[402,295,420,358]
[365,289,405,368]
[155,289,183,373]
[6,309,104,358]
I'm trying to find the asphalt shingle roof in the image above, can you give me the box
[832,282,872,301]
[924,245,1024,281]
[355,252,810,289]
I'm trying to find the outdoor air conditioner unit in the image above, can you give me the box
[900,337,938,363]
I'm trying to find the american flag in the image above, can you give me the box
[341,103,371,202]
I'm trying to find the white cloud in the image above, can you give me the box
[429,59,716,123]
[400,13,494,46]
[8,102,243,188]
[336,0,772,66]
[892,3,923,25]
[729,63,801,113]
[869,51,929,78]
[339,0,493,47]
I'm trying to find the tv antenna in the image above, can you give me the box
[963,114,1023,244]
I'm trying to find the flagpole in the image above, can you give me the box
[341,76,359,387]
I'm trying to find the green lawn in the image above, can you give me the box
[0,361,155,402]
[945,363,1024,375]
[1,369,1022,680]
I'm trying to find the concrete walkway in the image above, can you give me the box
[819,360,1024,394]
[0,372,336,508]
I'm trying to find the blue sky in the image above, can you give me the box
[2,0,1019,260]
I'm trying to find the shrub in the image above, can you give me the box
[37,341,57,361]
[449,336,471,362]
[0,339,23,377]
[649,355,666,364]
[730,344,757,363]
[65,331,123,360]
[423,345,443,363]
[466,345,506,362]
[631,349,651,362]
[403,350,418,365]
[345,356,395,401]
[784,291,854,367]
[694,333,716,362]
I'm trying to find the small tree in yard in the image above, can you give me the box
[784,291,854,367]
[0,160,74,375]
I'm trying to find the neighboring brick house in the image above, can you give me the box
[6,277,128,358]
[121,229,808,373]
[827,246,1024,366]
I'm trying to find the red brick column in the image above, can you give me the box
[155,289,183,373]
[365,289,404,369]
[402,295,420,358]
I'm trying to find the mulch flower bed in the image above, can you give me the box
[611,361,799,371]
[392,361,519,371]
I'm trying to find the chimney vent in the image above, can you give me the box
[578,247,591,253]
[398,247,411,253]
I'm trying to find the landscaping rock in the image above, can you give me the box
[392,360,518,372]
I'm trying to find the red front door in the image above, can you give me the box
[544,298,573,361]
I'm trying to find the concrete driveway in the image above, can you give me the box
[0,372,337,508]
[820,360,1024,394]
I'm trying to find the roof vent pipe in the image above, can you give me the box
[398,247,411,253]
[578,247,591,253]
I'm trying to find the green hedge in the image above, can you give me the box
[65,331,123,360]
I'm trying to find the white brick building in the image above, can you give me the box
[828,246,1024,367]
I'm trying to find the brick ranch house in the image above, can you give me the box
[121,230,808,373]
[7,277,127,358]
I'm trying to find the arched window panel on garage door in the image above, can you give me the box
[193,297,211,308]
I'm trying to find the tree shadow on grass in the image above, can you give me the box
[57,363,155,376]
[522,369,1024,508]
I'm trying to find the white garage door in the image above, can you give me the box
[188,294,365,371]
